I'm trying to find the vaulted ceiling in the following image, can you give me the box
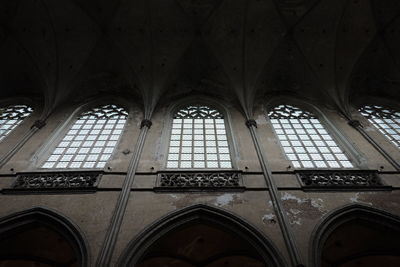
[0,0,399,118]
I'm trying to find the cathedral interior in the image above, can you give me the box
[0,0,400,266]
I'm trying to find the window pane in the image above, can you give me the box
[166,104,232,169]
[42,104,128,169]
[194,161,205,168]
[0,105,33,141]
[167,161,178,168]
[220,161,232,168]
[359,105,400,149]
[268,104,353,169]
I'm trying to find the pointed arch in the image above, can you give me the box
[118,204,286,267]
[310,204,400,267]
[0,207,89,266]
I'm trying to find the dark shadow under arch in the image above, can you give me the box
[311,204,400,267]
[0,207,89,267]
[118,204,286,267]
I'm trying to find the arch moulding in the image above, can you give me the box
[0,207,90,267]
[310,204,400,267]
[118,204,287,267]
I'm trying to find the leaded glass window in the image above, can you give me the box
[42,104,128,169]
[359,105,400,148]
[0,104,33,141]
[268,105,353,168]
[167,104,232,169]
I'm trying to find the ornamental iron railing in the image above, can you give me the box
[11,171,101,192]
[156,171,243,191]
[296,170,386,189]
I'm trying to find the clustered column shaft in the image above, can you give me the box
[96,119,152,266]
[245,119,304,267]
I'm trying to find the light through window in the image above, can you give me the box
[359,105,400,149]
[268,105,353,168]
[42,104,128,169]
[0,104,33,141]
[166,104,232,169]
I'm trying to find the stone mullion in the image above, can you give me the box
[307,118,322,168]
[179,119,184,167]
[88,117,110,167]
[98,117,113,166]
[203,119,207,167]
[191,118,194,168]
[306,118,324,168]
[97,116,119,166]
[213,119,220,168]
[287,118,305,168]
[67,119,84,168]
[75,118,93,168]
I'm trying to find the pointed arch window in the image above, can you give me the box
[268,105,353,168]
[359,105,400,149]
[0,104,33,141]
[167,104,232,169]
[42,104,128,169]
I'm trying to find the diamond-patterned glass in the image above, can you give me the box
[42,104,128,169]
[268,105,353,169]
[167,104,232,169]
[0,105,33,141]
[359,105,400,149]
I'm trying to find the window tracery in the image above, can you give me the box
[359,105,400,149]
[0,104,33,141]
[268,105,353,168]
[42,104,128,169]
[166,104,232,169]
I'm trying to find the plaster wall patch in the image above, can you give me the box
[289,208,301,215]
[262,213,275,220]
[281,192,303,203]
[169,194,178,199]
[350,192,373,205]
[215,193,234,207]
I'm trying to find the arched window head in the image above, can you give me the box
[0,104,33,141]
[268,104,353,168]
[42,104,128,169]
[167,104,232,169]
[359,105,400,149]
